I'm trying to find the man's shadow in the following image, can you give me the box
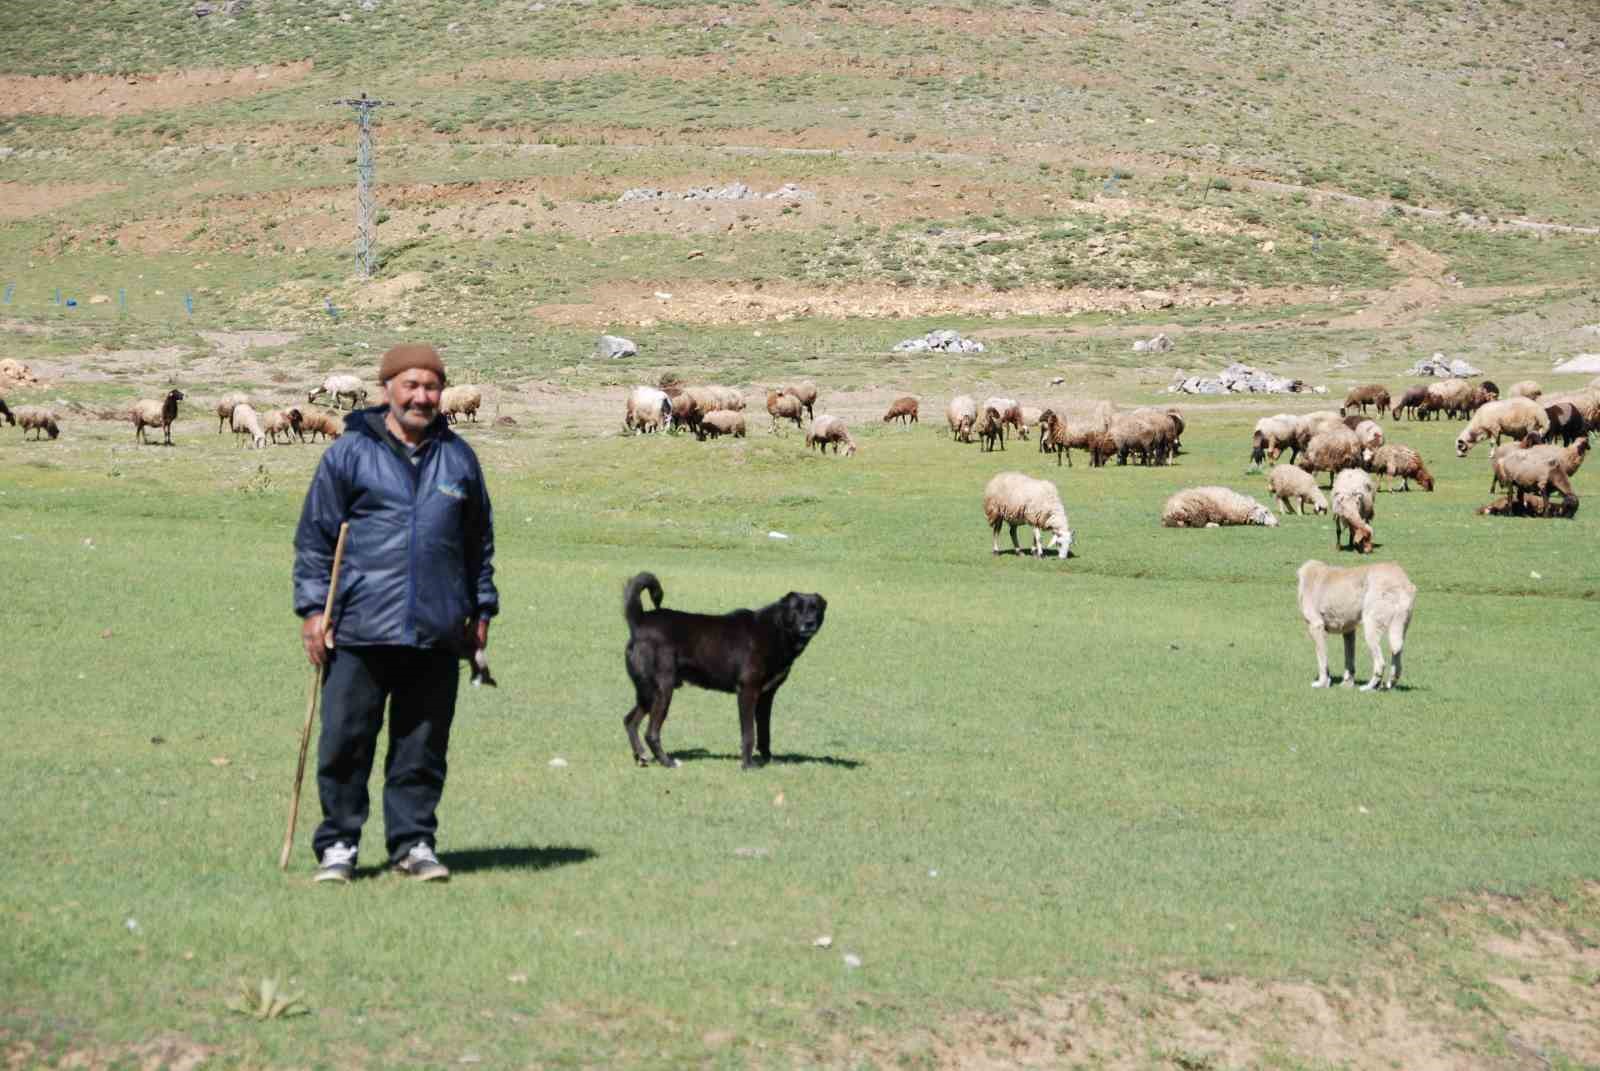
[670,748,863,769]
[438,845,597,875]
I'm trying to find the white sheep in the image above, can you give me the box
[805,414,857,456]
[1251,414,1304,464]
[1455,397,1549,456]
[441,384,483,424]
[230,402,268,449]
[1268,464,1328,515]
[624,386,673,434]
[982,472,1073,558]
[1508,380,1542,400]
[1296,425,1364,484]
[1331,468,1375,553]
[14,405,60,441]
[1349,418,1385,451]
[215,392,248,433]
[308,373,368,411]
[1161,487,1279,528]
[946,395,978,442]
[132,389,184,445]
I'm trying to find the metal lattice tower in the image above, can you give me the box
[334,93,388,276]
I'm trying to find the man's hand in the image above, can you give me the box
[302,613,333,667]
[465,616,490,652]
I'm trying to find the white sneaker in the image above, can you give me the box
[314,842,357,884]
[395,842,449,882]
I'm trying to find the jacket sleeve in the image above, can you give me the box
[292,448,350,618]
[466,454,499,620]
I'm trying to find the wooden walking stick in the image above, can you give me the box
[280,522,350,871]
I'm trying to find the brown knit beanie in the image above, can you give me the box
[378,343,447,385]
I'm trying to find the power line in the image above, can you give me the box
[333,93,389,277]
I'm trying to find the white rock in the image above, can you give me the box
[768,531,789,540]
[842,953,862,969]
[548,757,568,768]
[813,935,833,949]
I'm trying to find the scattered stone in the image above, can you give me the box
[597,334,637,359]
[1169,362,1308,395]
[1404,353,1482,377]
[733,846,770,859]
[548,757,568,768]
[843,953,863,969]
[618,183,811,205]
[813,935,833,949]
[1552,354,1600,375]
[1133,332,1174,354]
[893,329,984,353]
[495,415,517,426]
[89,294,111,305]
[1050,376,1065,386]
[685,250,704,260]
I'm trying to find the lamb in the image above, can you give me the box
[1362,443,1434,492]
[982,396,1024,439]
[440,384,483,424]
[766,389,804,433]
[1295,425,1364,484]
[1161,486,1279,528]
[947,395,978,442]
[974,405,1005,452]
[1454,397,1550,456]
[1341,384,1391,417]
[14,405,60,441]
[298,407,344,442]
[1508,380,1542,400]
[261,407,304,445]
[1331,468,1375,553]
[1296,560,1416,691]
[624,386,672,434]
[1391,384,1430,421]
[1251,414,1304,464]
[1542,402,1588,447]
[230,402,268,449]
[1268,464,1328,515]
[132,388,184,445]
[307,373,368,411]
[696,409,746,439]
[982,472,1073,559]
[805,414,857,456]
[215,392,248,433]
[882,396,919,425]
[780,380,817,420]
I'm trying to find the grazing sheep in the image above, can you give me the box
[132,388,184,445]
[669,392,704,435]
[1362,443,1434,492]
[298,407,344,442]
[440,384,483,424]
[780,381,817,420]
[624,386,673,434]
[1455,397,1550,456]
[0,398,13,426]
[308,373,368,411]
[1251,414,1304,464]
[1518,437,1590,480]
[1037,408,1108,467]
[696,409,746,439]
[1296,560,1416,690]
[14,405,60,441]
[704,384,745,411]
[947,395,978,442]
[805,415,857,456]
[1268,464,1328,515]
[975,405,1006,452]
[1476,493,1579,519]
[230,402,268,449]
[1161,486,1279,528]
[1331,468,1375,553]
[215,392,248,433]
[982,472,1073,559]
[766,389,804,434]
[1542,388,1600,431]
[882,396,919,425]
[1162,406,1186,454]
[1110,408,1176,466]
[261,407,303,445]
[982,397,1024,439]
[1541,402,1587,447]
[1421,378,1477,420]
[1391,384,1431,420]
[1341,384,1391,416]
[1487,442,1578,507]
[1508,380,1542,400]
[1296,425,1364,485]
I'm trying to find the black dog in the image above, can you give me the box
[622,572,827,769]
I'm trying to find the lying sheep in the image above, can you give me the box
[805,414,857,456]
[1542,402,1587,447]
[308,373,367,411]
[1161,486,1279,528]
[15,405,60,441]
[982,471,1073,559]
[132,388,184,446]
[1508,380,1542,400]
[1455,396,1549,456]
[947,395,978,443]
[1268,464,1328,515]
[1341,384,1391,417]
[215,392,248,433]
[441,384,483,424]
[697,409,746,439]
[975,406,1006,452]
[230,402,268,449]
[1391,384,1430,420]
[299,407,344,442]
[1331,468,1375,553]
[1296,560,1416,691]
[262,407,303,445]
[882,396,919,425]
[624,386,672,434]
[780,381,817,420]
[1296,425,1364,485]
[1362,443,1434,492]
[767,389,804,434]
[1477,493,1579,519]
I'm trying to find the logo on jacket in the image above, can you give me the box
[435,481,467,500]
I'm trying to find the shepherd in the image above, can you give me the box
[292,342,499,884]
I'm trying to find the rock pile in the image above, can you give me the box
[617,183,811,204]
[1132,333,1173,354]
[1169,362,1311,395]
[1552,354,1600,375]
[1404,353,1482,377]
[892,329,985,354]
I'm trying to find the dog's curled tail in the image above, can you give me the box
[623,572,665,628]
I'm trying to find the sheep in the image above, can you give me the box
[1161,486,1279,528]
[696,409,746,439]
[979,396,1024,440]
[1295,425,1364,485]
[1542,402,1588,447]
[14,405,60,441]
[1296,560,1416,691]
[308,373,368,411]
[882,396,919,425]
[766,389,804,434]
[1331,468,1375,553]
[1476,493,1579,519]
[1110,408,1176,466]
[947,396,978,443]
[1420,378,1476,420]
[1341,384,1391,416]
[805,414,857,456]
[974,405,1006,452]
[298,407,344,442]
[1282,410,1346,461]
[982,472,1073,559]
[0,398,13,426]
[1454,397,1549,456]
[230,402,268,449]
[1037,408,1111,467]
[704,385,745,411]
[440,384,483,424]
[1162,406,1186,455]
[780,380,817,420]
[624,386,672,434]
[1542,388,1600,430]
[1344,417,1385,451]
[261,407,304,445]
[215,392,248,433]
[670,392,704,435]
[1268,464,1328,515]
[1251,414,1304,464]
[1508,380,1542,400]
[1519,437,1590,480]
[1487,442,1578,511]
[1391,384,1430,421]
[132,388,184,445]
[1362,443,1434,492]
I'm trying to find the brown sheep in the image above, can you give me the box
[1110,408,1176,466]
[299,407,344,442]
[215,392,248,433]
[766,389,804,434]
[780,381,817,420]
[1391,384,1430,421]
[1296,425,1364,486]
[1542,401,1588,446]
[1489,442,1579,509]
[1363,443,1434,492]
[881,396,919,425]
[975,406,1006,452]
[1341,384,1391,417]
[15,405,60,441]
[697,410,746,439]
[262,407,304,445]
[946,395,977,443]
[1477,493,1579,519]
[805,415,856,456]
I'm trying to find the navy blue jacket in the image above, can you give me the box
[293,406,498,648]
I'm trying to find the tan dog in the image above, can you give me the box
[1296,560,1416,691]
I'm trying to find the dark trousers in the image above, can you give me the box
[313,645,459,865]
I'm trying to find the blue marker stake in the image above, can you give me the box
[185,293,194,317]
[324,297,340,321]
[2,284,13,304]
[53,287,61,305]
[119,288,127,310]
[1313,233,1322,254]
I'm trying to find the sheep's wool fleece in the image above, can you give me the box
[378,343,447,385]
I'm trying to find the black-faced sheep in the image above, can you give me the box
[983,472,1073,558]
[441,384,483,424]
[215,392,248,433]
[1331,468,1375,553]
[766,389,804,434]
[624,386,672,434]
[946,395,977,442]
[882,396,919,425]
[697,410,746,439]
[132,389,184,445]
[308,373,368,411]
[262,407,303,445]
[1455,397,1549,456]
[15,405,60,441]
[1341,384,1391,417]
[805,415,856,456]
[1362,443,1434,492]
[1161,486,1278,528]
[1391,384,1430,421]
[780,381,817,420]
[1268,464,1328,515]
[975,406,1005,452]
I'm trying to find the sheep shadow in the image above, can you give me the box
[670,748,864,769]
[1336,542,1385,554]
[991,549,1073,560]
[439,845,597,875]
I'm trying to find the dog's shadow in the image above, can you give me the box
[439,845,597,875]
[670,748,864,769]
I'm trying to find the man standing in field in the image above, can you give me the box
[293,343,498,884]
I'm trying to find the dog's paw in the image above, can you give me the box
[1359,680,1380,692]
[1311,679,1330,689]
